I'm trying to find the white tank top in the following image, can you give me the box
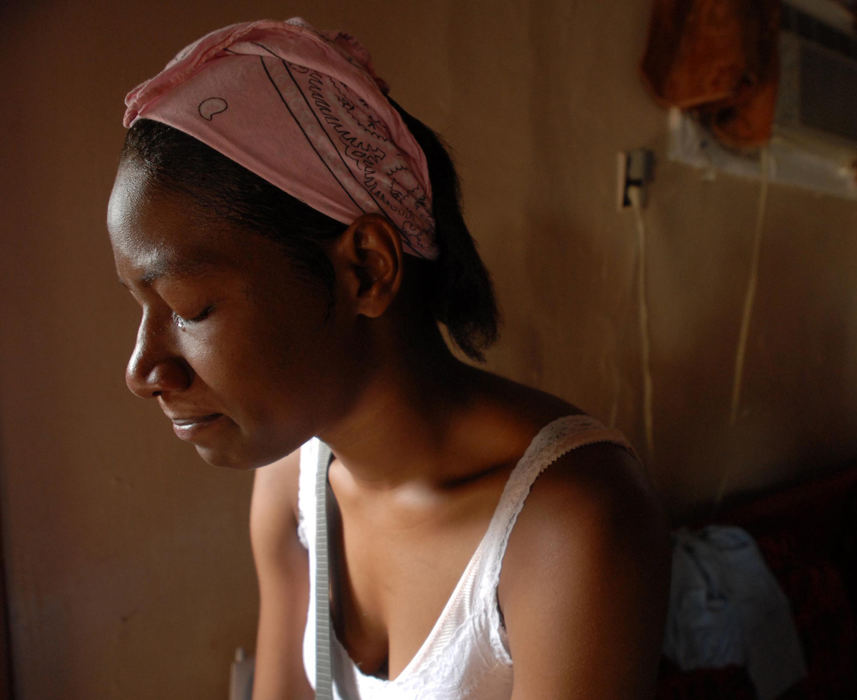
[296,414,634,699]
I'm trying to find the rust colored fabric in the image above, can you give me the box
[640,0,781,148]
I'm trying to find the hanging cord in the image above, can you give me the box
[627,185,655,462]
[730,147,770,425]
[716,147,770,505]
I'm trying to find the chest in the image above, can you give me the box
[326,469,510,680]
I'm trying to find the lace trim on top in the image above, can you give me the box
[478,414,634,600]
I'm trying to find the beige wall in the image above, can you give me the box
[2,0,857,698]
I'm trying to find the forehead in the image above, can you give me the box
[107,161,275,282]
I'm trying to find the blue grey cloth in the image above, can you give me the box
[663,526,806,700]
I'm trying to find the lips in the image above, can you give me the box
[165,412,225,440]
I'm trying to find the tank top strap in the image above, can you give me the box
[477,414,636,598]
[296,437,322,550]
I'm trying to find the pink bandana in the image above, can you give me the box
[124,18,437,259]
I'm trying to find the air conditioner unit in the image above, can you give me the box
[775,1,857,160]
[667,0,857,199]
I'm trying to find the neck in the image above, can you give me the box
[318,322,482,490]
[313,298,573,492]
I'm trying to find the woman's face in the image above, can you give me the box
[107,160,357,469]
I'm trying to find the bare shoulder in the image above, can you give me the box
[500,441,669,599]
[511,440,666,549]
[499,441,670,698]
[250,449,314,699]
[250,448,304,568]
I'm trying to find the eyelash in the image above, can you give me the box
[171,306,213,330]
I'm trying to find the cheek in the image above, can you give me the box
[248,287,339,380]
[178,332,229,378]
[254,313,358,426]
[195,311,327,401]
[263,321,332,389]
[182,278,348,421]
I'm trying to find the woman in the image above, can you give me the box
[108,18,669,699]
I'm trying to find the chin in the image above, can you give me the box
[193,440,301,471]
[193,445,260,471]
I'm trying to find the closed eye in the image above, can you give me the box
[172,305,214,329]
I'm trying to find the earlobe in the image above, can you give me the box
[335,213,403,318]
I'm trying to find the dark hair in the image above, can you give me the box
[120,106,499,361]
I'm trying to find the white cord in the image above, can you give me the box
[628,185,655,462]
[716,147,770,504]
[729,147,770,425]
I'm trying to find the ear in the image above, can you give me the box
[332,213,404,318]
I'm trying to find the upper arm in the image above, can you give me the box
[499,443,670,700]
[250,449,314,700]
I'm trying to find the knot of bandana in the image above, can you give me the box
[123,18,437,259]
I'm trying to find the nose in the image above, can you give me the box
[125,312,193,399]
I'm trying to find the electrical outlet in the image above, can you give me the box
[617,148,655,209]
